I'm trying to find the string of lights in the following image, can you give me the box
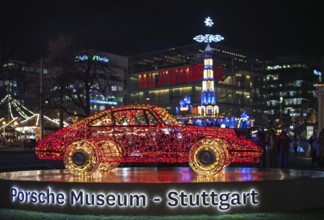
[8,101,15,120]
[11,100,31,119]
[13,98,35,115]
[36,105,263,175]
[1,94,67,129]
[0,94,9,105]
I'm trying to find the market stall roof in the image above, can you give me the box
[16,114,66,128]
[1,94,68,130]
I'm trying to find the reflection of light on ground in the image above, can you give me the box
[1,167,324,183]
[236,168,253,181]
[239,167,253,173]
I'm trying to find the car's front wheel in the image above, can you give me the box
[189,138,229,175]
[64,140,99,175]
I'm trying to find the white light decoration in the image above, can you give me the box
[11,100,31,119]
[193,17,224,44]
[204,17,214,27]
[193,34,224,43]
[44,115,69,127]
[2,94,35,119]
[0,117,18,129]
[0,94,69,128]
[8,101,14,119]
[0,95,9,105]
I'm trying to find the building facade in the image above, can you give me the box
[263,56,322,131]
[0,60,41,112]
[1,46,322,131]
[44,51,127,123]
[126,43,266,125]
[85,52,127,112]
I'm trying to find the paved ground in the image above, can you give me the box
[0,144,323,173]
[0,146,64,172]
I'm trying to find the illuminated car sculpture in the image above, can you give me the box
[36,105,263,176]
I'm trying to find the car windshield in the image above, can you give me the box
[152,107,181,126]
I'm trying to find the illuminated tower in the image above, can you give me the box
[193,17,224,117]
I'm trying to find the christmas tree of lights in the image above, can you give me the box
[194,17,224,117]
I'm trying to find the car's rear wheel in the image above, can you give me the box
[96,140,123,172]
[189,138,229,175]
[217,139,231,168]
[64,140,99,175]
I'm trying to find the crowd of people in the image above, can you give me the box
[0,132,38,150]
[0,133,17,147]
[256,128,324,169]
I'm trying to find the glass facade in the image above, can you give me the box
[126,43,265,120]
[262,56,322,128]
[1,47,321,130]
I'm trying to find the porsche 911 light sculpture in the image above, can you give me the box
[35,105,263,176]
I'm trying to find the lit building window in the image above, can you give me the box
[266,74,279,81]
[204,58,213,66]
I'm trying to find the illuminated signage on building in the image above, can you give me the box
[75,55,109,63]
[314,70,322,76]
[90,100,118,105]
[139,64,223,88]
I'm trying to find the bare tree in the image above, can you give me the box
[44,34,114,125]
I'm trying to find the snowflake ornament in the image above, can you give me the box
[193,17,224,43]
[204,17,214,27]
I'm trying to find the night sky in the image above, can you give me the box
[1,0,323,62]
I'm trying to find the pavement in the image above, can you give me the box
[0,144,64,172]
[0,144,323,172]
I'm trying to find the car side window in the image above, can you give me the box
[133,110,147,125]
[114,111,129,125]
[146,111,158,126]
[113,110,148,126]
[89,112,113,127]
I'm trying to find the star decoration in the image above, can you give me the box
[204,17,214,27]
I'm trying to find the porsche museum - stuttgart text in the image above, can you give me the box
[10,187,259,211]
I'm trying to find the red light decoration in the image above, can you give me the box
[35,105,263,176]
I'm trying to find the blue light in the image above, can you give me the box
[92,55,109,63]
[241,111,249,120]
[179,96,191,107]
[90,100,117,105]
[76,55,88,61]
[75,54,109,63]
[314,70,322,76]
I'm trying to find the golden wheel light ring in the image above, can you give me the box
[96,140,123,172]
[189,138,229,175]
[217,139,231,168]
[64,140,99,176]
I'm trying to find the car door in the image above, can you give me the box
[143,109,186,162]
[112,108,161,162]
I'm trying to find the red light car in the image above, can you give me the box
[36,105,263,175]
